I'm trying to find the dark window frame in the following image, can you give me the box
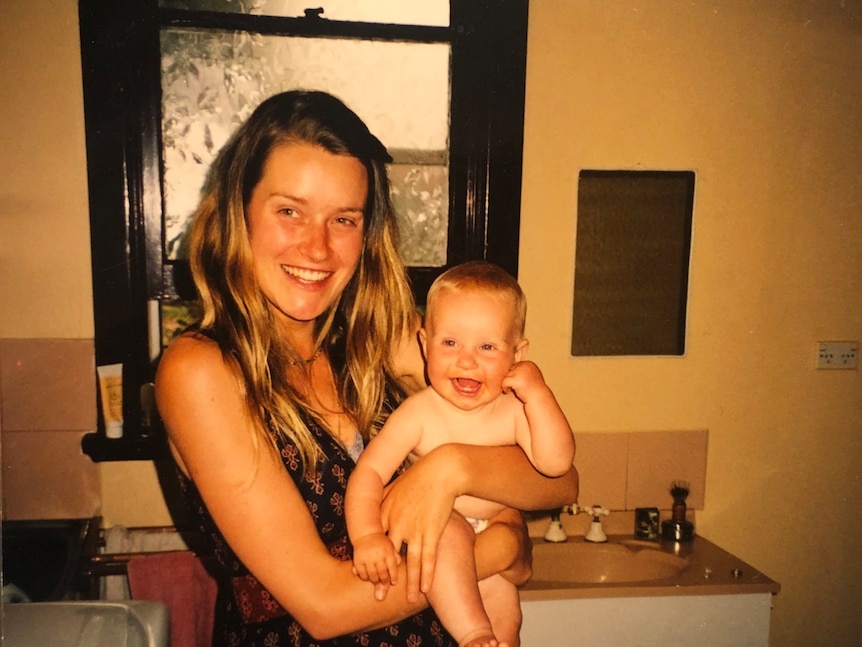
[78,0,529,461]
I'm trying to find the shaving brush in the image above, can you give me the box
[662,480,695,541]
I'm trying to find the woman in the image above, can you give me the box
[155,90,578,646]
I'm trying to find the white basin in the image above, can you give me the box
[531,540,687,584]
[2,601,169,647]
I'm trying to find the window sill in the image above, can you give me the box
[81,430,168,462]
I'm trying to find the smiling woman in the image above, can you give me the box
[151,89,577,646]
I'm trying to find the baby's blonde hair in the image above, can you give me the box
[425,261,527,339]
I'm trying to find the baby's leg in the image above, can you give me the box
[426,512,501,647]
[479,574,522,647]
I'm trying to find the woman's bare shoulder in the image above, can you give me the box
[157,331,229,385]
[161,329,221,360]
[156,333,236,417]
[156,332,256,478]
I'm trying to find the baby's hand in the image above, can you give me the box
[352,533,400,588]
[501,360,548,403]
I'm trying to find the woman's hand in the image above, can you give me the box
[379,445,464,602]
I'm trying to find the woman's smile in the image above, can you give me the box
[281,264,333,284]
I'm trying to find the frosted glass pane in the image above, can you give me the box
[389,164,448,267]
[159,0,449,26]
[160,28,450,265]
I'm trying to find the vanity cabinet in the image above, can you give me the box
[521,592,774,647]
[519,535,779,647]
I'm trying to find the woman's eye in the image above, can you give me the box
[278,207,296,217]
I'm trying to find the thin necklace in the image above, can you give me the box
[286,347,322,367]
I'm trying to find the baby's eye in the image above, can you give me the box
[442,339,457,347]
[480,343,496,351]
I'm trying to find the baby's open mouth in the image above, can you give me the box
[452,377,482,396]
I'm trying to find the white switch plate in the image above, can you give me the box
[816,341,858,370]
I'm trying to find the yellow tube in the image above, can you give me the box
[97,363,123,438]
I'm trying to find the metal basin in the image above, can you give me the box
[531,539,687,584]
[2,601,169,647]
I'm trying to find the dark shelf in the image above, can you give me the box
[81,431,168,462]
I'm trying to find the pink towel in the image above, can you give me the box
[127,551,217,647]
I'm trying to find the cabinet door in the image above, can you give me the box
[521,594,773,647]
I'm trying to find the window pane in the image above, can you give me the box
[160,27,450,265]
[158,0,449,26]
[389,163,448,267]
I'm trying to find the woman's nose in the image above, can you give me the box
[300,220,330,261]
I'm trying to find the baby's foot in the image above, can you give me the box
[458,628,506,647]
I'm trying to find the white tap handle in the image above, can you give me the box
[584,505,610,517]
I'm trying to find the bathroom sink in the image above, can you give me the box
[531,539,687,584]
[2,601,169,647]
[1,518,100,601]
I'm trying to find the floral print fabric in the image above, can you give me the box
[175,410,455,647]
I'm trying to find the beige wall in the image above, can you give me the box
[0,0,173,525]
[1,0,860,645]
[520,2,861,646]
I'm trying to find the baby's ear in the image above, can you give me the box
[418,328,428,355]
[515,338,530,362]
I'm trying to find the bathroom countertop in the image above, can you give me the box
[520,534,780,602]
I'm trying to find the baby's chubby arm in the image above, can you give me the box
[345,396,426,589]
[503,361,575,477]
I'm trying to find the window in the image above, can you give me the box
[78,0,529,460]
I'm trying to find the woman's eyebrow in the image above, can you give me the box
[268,191,306,203]
[268,192,364,214]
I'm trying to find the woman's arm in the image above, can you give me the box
[156,334,434,639]
[380,443,579,600]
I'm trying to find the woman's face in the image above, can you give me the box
[246,142,368,329]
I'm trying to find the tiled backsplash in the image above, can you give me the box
[0,338,708,526]
[0,338,101,520]
[573,430,708,511]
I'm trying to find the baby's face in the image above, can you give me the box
[420,289,526,412]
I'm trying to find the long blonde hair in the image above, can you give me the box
[189,91,415,473]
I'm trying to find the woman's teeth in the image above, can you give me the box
[282,266,330,283]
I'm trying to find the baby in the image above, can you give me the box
[346,261,575,647]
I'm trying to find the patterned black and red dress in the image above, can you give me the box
[175,408,456,647]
